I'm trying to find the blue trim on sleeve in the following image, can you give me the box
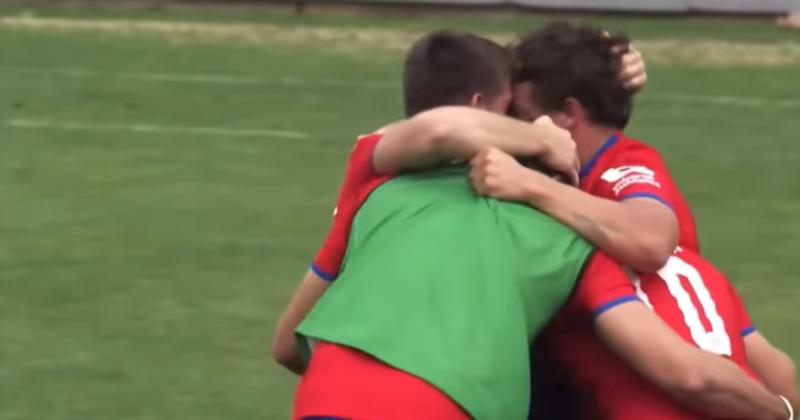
[741,326,756,337]
[593,295,640,318]
[310,264,337,282]
[620,192,674,211]
[580,133,619,178]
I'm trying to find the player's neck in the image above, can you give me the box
[574,125,620,166]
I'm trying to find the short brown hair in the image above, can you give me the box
[514,22,633,129]
[403,30,511,117]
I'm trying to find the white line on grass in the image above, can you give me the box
[2,66,796,108]
[3,118,309,139]
[645,93,800,108]
[0,66,395,89]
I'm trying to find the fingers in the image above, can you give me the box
[621,52,644,73]
[469,165,486,196]
[533,115,554,126]
[624,73,648,91]
[619,45,646,92]
[620,61,645,83]
[569,155,581,186]
[469,148,490,196]
[620,52,644,77]
[610,43,629,55]
[567,169,580,187]
[469,147,514,196]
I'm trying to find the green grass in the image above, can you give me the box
[1,2,797,42]
[1,6,799,420]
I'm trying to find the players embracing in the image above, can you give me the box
[272,23,797,420]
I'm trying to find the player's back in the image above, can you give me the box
[635,249,754,372]
[298,166,593,420]
[543,248,756,420]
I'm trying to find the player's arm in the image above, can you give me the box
[596,304,790,419]
[271,269,330,375]
[470,148,677,272]
[373,109,579,183]
[730,281,798,409]
[271,134,383,374]
[745,332,798,409]
[579,253,789,419]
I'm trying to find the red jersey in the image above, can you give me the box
[579,132,700,252]
[542,248,756,420]
[311,132,391,281]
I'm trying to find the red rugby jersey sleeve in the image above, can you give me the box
[311,134,389,281]
[575,252,640,317]
[593,148,677,211]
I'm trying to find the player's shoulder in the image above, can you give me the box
[355,126,388,145]
[613,133,666,163]
[343,126,389,166]
[598,133,671,183]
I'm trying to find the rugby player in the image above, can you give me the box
[272,30,791,420]
[460,24,798,419]
[272,30,578,375]
[539,246,798,419]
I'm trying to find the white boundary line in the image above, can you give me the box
[645,93,800,108]
[1,66,796,108]
[0,66,395,89]
[3,118,309,139]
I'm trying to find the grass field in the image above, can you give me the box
[0,3,798,419]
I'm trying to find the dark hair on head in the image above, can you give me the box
[513,22,633,129]
[403,30,511,117]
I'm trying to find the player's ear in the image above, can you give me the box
[553,97,582,130]
[469,93,485,109]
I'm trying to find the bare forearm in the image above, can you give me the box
[271,270,330,375]
[272,310,307,375]
[747,334,799,408]
[439,108,555,159]
[525,174,676,271]
[598,307,788,420]
[755,354,798,408]
[375,107,567,174]
[673,353,788,420]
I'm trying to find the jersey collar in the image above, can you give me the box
[580,133,619,178]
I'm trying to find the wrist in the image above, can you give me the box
[522,170,557,207]
[779,394,794,420]
[528,124,555,155]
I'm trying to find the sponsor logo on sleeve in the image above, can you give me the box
[601,166,660,196]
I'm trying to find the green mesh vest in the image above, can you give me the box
[297,167,593,420]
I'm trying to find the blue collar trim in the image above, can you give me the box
[580,133,619,178]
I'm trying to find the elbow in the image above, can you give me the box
[637,246,672,272]
[664,367,718,402]
[630,235,675,272]
[609,239,671,273]
[673,371,714,396]
[270,333,295,369]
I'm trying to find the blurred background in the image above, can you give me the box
[0,0,798,419]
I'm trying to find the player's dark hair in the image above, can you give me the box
[403,30,511,117]
[513,22,633,129]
